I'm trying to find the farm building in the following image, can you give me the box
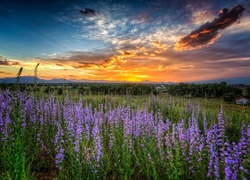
[236,97,250,104]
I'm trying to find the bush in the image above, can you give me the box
[223,92,236,103]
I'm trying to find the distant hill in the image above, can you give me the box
[189,76,250,85]
[0,76,175,84]
[0,76,73,84]
[0,76,249,85]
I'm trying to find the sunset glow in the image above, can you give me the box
[0,1,250,83]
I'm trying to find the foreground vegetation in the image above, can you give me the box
[0,89,249,179]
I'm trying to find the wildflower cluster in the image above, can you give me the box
[0,91,249,179]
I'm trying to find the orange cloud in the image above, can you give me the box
[72,49,136,70]
[118,50,136,57]
[175,5,245,51]
[151,41,168,50]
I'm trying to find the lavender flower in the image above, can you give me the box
[95,134,102,163]
[178,119,187,157]
[225,156,233,180]
[55,147,65,170]
[109,133,113,149]
[207,127,220,179]
[0,106,3,136]
[239,123,248,163]
[217,107,225,161]
[247,124,250,138]
[203,115,207,136]
[224,141,233,180]
[92,121,102,163]
[232,143,239,179]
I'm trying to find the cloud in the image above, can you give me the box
[79,8,101,18]
[0,59,11,65]
[151,41,168,50]
[0,55,21,66]
[0,59,21,66]
[0,71,11,75]
[174,5,245,51]
[11,61,21,65]
[118,50,136,57]
[151,41,168,54]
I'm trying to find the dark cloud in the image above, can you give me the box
[0,59,21,66]
[0,59,10,65]
[0,71,11,75]
[11,61,21,65]
[80,8,101,17]
[73,62,99,69]
[68,50,112,61]
[175,5,245,51]
[193,59,250,70]
[38,50,113,64]
[36,50,115,69]
[118,50,136,57]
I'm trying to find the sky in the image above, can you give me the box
[0,0,250,83]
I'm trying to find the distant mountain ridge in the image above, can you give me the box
[0,76,174,84]
[0,76,249,85]
[0,76,73,84]
[188,76,250,85]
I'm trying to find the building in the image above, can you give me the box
[236,97,250,104]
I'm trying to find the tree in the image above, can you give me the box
[246,87,250,97]
[223,92,236,103]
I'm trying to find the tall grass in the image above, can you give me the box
[34,63,39,91]
[0,91,249,179]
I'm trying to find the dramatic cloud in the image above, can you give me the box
[175,5,245,51]
[1,0,250,83]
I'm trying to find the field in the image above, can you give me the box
[0,89,250,179]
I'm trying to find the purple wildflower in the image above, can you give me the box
[55,147,65,170]
[178,119,187,157]
[134,110,142,138]
[157,119,164,160]
[95,134,102,163]
[232,143,239,179]
[224,141,233,180]
[164,131,171,160]
[247,124,250,138]
[203,116,207,136]
[225,156,233,180]
[171,124,176,146]
[239,123,248,163]
[109,133,113,149]
[207,127,220,179]
[217,107,225,161]
[0,105,3,136]
[92,121,102,163]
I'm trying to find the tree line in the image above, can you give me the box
[78,83,153,95]
[166,82,243,102]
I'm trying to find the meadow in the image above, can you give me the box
[0,89,249,179]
